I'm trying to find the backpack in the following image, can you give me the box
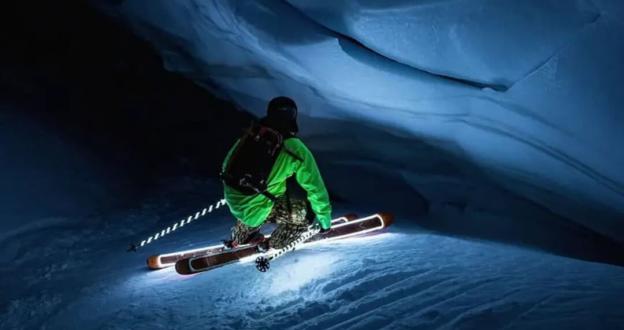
[221,122,302,201]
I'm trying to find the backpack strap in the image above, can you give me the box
[261,191,278,202]
[220,171,279,202]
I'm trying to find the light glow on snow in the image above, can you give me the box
[264,234,399,295]
[266,253,338,295]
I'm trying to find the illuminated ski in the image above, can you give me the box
[146,214,356,269]
[174,213,394,275]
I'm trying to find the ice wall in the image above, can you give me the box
[96,0,624,243]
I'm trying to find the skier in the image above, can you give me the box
[221,96,332,251]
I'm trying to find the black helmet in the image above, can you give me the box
[264,96,298,135]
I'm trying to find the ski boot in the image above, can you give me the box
[255,239,270,253]
[247,231,266,246]
[223,231,265,250]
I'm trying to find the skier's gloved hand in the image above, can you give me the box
[314,220,330,233]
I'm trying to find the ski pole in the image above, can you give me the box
[254,224,321,272]
[128,198,227,252]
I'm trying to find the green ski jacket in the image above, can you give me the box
[222,138,332,229]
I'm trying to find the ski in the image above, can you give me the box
[175,213,393,275]
[147,244,226,270]
[146,214,356,269]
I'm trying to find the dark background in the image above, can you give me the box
[1,1,252,219]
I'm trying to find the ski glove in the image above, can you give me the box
[315,221,330,233]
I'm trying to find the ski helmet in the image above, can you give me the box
[265,96,298,135]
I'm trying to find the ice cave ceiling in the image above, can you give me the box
[95,0,624,243]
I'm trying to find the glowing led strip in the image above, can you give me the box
[316,213,386,243]
[155,216,351,268]
[261,214,385,262]
[151,243,224,268]
[134,198,227,250]
[158,244,223,259]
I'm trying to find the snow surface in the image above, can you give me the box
[2,191,624,329]
[94,0,624,244]
[0,106,131,241]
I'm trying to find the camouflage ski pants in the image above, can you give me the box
[231,196,310,249]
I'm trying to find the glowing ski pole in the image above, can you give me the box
[254,224,321,272]
[128,198,227,251]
